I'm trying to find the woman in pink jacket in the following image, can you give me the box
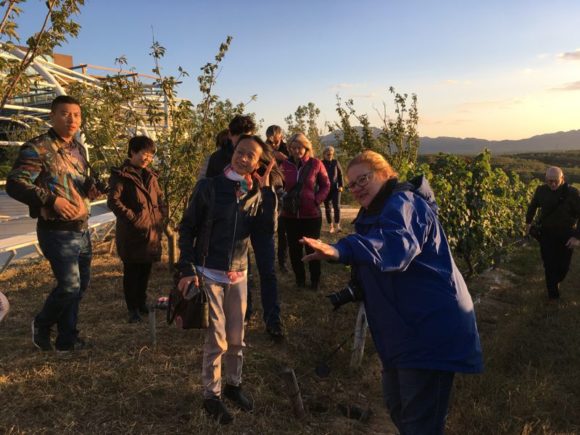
[280,133,330,290]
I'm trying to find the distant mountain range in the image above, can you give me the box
[321,128,580,155]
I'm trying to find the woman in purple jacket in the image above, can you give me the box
[302,150,482,435]
[280,133,330,290]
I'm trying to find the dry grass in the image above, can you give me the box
[0,226,393,434]
[1,229,579,434]
[448,242,580,435]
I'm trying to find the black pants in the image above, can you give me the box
[539,234,573,298]
[324,189,341,224]
[284,216,322,286]
[277,215,288,268]
[123,262,152,311]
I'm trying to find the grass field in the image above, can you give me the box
[1,224,579,434]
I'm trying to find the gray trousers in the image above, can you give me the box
[201,275,247,398]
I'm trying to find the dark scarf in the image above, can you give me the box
[363,178,399,216]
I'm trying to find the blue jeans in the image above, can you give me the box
[250,231,281,327]
[36,229,92,349]
[382,368,455,435]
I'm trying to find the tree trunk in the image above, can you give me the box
[164,225,178,270]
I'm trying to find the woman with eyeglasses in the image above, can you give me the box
[301,150,483,435]
[280,133,330,290]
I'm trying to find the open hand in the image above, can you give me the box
[565,237,580,248]
[300,237,339,262]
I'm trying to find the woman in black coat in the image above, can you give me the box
[108,136,166,323]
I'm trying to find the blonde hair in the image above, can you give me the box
[347,150,398,180]
[287,132,315,157]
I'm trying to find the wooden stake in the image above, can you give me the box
[280,367,305,419]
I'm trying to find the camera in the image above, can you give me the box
[327,279,364,310]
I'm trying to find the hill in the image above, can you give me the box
[321,129,580,155]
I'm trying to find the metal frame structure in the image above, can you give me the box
[0,47,165,149]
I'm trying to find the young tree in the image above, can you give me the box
[66,37,250,265]
[285,102,322,152]
[0,0,85,110]
[329,87,419,176]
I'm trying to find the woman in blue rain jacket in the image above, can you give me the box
[302,150,482,435]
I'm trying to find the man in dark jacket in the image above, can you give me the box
[203,116,285,340]
[266,125,289,273]
[205,116,256,178]
[526,167,580,300]
[6,95,105,352]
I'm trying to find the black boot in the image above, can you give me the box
[128,309,142,323]
[223,384,254,412]
[203,396,233,424]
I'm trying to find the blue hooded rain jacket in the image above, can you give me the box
[334,176,483,373]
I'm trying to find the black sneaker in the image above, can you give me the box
[266,322,285,342]
[31,319,52,351]
[203,397,233,425]
[128,309,142,323]
[55,337,92,353]
[223,384,254,412]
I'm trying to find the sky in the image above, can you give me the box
[11,0,580,140]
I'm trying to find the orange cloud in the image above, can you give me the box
[558,49,580,61]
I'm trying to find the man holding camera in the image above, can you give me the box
[526,167,580,301]
[6,95,103,352]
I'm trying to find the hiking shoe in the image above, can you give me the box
[31,319,52,351]
[223,384,254,412]
[128,309,142,323]
[138,304,149,315]
[266,322,285,342]
[203,397,233,425]
[55,337,92,353]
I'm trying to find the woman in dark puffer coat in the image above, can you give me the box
[108,136,166,323]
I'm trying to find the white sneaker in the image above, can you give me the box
[336,224,342,233]
[329,224,335,234]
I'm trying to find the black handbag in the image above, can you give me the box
[282,160,313,215]
[167,283,209,329]
[167,179,215,330]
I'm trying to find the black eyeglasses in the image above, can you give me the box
[346,172,373,191]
